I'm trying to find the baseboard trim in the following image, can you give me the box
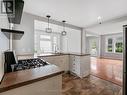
[99,56,123,61]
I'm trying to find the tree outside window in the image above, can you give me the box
[106,36,123,53]
[92,41,96,49]
[115,37,123,53]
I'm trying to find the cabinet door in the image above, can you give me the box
[74,56,80,76]
[80,56,90,77]
[60,55,69,71]
[40,55,69,71]
[69,55,75,72]
[53,56,62,68]
[53,56,69,71]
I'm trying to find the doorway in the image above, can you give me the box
[86,33,99,57]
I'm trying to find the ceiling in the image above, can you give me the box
[24,0,127,28]
[86,20,127,35]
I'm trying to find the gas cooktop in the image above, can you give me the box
[14,58,49,71]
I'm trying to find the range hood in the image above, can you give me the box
[1,0,24,40]
[1,28,24,34]
[4,0,24,24]
[1,28,24,40]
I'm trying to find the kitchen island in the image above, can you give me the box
[38,53,91,78]
[0,64,64,95]
[18,53,90,78]
[0,52,90,95]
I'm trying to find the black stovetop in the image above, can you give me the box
[14,58,49,71]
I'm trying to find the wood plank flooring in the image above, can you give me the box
[62,74,122,95]
[91,57,123,86]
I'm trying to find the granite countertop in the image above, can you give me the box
[0,64,64,93]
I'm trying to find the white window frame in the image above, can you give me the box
[114,36,123,54]
[34,29,61,54]
[105,35,123,54]
[106,37,114,53]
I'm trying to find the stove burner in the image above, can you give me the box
[15,58,48,71]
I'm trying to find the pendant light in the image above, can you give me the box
[61,20,67,36]
[45,15,52,33]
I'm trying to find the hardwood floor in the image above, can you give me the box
[91,57,123,86]
[62,74,122,95]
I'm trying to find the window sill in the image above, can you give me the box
[105,52,123,54]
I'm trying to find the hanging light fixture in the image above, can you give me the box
[45,15,52,33]
[61,20,67,36]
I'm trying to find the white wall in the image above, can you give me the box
[13,13,34,55]
[0,16,9,82]
[100,33,123,60]
[35,20,82,53]
[86,20,126,35]
[61,28,81,53]
[13,12,82,55]
[85,20,125,59]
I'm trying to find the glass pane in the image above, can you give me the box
[40,35,51,40]
[53,36,57,44]
[107,38,113,52]
[92,41,96,49]
[115,37,123,53]
[40,41,52,52]
[115,42,123,53]
[108,46,112,52]
[108,38,112,44]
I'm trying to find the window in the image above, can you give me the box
[39,35,52,52]
[115,37,123,53]
[106,36,123,53]
[107,38,113,52]
[40,35,51,39]
[91,40,97,49]
[34,31,61,54]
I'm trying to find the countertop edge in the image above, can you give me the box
[0,70,64,93]
[37,53,90,57]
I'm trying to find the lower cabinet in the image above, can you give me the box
[1,75,62,95]
[69,55,90,78]
[39,55,69,72]
[39,54,90,78]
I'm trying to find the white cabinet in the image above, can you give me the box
[69,55,90,78]
[39,54,90,78]
[39,55,69,72]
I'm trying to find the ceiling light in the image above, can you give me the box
[97,16,102,24]
[61,20,67,36]
[45,15,52,33]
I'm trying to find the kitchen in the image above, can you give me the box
[0,0,126,95]
[0,0,90,95]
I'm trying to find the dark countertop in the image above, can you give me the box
[0,64,64,93]
[37,53,90,57]
[17,53,90,60]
